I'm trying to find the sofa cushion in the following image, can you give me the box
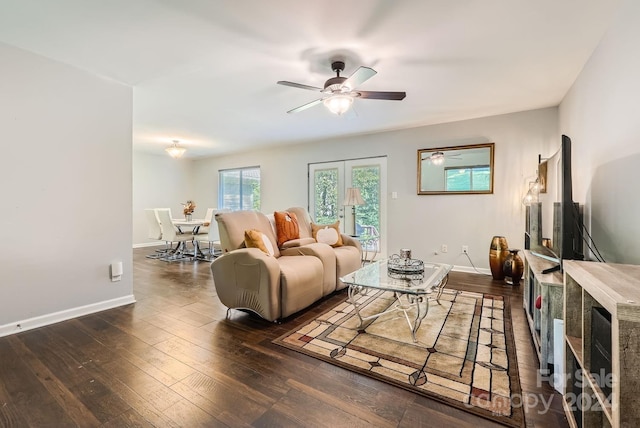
[274,211,300,247]
[244,229,275,256]
[277,255,324,318]
[280,237,317,249]
[311,221,343,247]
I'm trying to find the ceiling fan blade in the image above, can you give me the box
[356,90,406,100]
[277,81,323,92]
[342,66,377,90]
[286,98,323,114]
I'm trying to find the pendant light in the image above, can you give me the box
[166,140,186,158]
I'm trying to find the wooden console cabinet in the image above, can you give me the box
[563,260,640,428]
[522,250,564,378]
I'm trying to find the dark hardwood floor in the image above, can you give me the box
[0,248,568,427]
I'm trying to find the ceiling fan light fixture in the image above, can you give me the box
[323,94,353,115]
[431,151,445,165]
[278,60,404,114]
[166,140,186,158]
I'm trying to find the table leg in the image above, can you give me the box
[435,274,449,305]
[348,284,366,328]
[410,295,429,343]
[394,293,429,343]
[163,241,181,258]
[350,287,430,343]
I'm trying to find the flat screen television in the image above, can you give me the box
[531,135,583,272]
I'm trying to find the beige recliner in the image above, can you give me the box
[286,207,362,290]
[211,210,336,322]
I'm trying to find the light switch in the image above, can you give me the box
[391,191,398,199]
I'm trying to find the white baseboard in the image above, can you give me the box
[452,264,492,276]
[133,241,164,248]
[0,294,136,338]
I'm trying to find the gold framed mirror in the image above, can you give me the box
[417,143,495,195]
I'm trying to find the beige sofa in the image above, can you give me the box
[211,209,362,322]
[285,207,362,290]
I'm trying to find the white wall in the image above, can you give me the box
[0,43,134,336]
[559,0,640,264]
[132,151,194,245]
[190,108,558,271]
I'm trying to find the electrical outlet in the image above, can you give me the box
[441,244,448,253]
[462,245,469,254]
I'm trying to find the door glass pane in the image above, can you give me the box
[313,168,338,224]
[352,165,380,253]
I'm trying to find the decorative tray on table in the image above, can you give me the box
[387,256,425,274]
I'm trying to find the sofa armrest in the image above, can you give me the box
[341,234,362,253]
[211,248,282,321]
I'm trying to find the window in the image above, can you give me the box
[445,166,490,191]
[219,167,261,211]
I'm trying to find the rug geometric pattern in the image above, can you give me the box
[274,289,524,427]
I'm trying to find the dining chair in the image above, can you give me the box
[145,208,162,240]
[195,208,228,260]
[156,207,173,220]
[144,208,169,258]
[196,208,216,235]
[155,208,194,261]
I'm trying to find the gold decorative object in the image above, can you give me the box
[182,200,196,218]
[489,236,510,280]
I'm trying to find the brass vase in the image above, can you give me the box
[489,236,510,280]
[503,249,524,285]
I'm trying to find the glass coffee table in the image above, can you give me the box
[340,259,453,342]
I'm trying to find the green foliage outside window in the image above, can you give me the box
[352,165,380,236]
[314,169,338,224]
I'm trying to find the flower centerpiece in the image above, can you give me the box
[182,200,196,220]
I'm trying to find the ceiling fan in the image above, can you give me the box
[277,61,406,115]
[423,151,462,165]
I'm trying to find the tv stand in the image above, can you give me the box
[522,250,564,382]
[530,250,562,274]
[563,261,640,427]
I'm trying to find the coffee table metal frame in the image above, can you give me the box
[341,259,452,342]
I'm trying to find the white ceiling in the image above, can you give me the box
[0,0,619,158]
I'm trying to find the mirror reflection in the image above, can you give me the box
[417,143,495,195]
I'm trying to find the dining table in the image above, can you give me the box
[171,218,208,260]
[172,218,206,233]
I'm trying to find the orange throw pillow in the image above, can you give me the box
[311,221,343,247]
[244,229,275,256]
[274,211,300,247]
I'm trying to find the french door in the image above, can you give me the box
[308,156,387,259]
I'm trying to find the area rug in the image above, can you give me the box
[274,288,524,427]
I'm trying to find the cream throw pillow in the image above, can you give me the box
[311,221,343,247]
